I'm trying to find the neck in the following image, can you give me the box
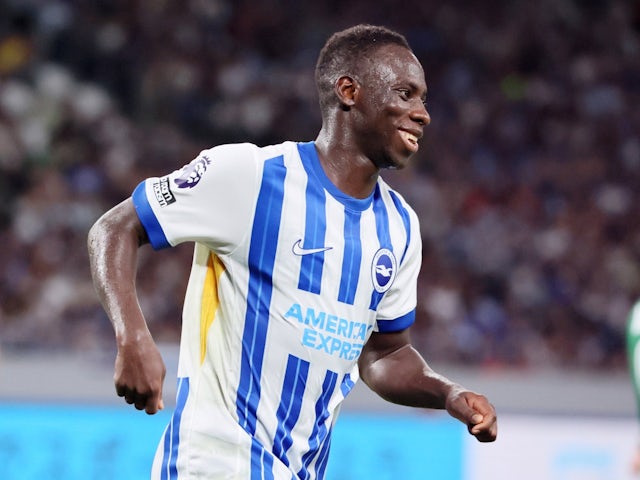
[314,126,380,199]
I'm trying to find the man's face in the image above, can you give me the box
[352,44,430,170]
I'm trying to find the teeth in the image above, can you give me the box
[402,131,418,144]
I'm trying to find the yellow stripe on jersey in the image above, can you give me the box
[200,252,225,365]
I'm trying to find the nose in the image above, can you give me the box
[412,102,431,126]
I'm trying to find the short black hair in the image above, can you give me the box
[315,24,412,112]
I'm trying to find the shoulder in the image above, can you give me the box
[180,141,293,184]
[198,142,261,164]
[376,177,419,223]
[199,141,299,166]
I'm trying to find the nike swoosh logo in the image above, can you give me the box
[292,239,333,256]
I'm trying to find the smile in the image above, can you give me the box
[399,129,420,152]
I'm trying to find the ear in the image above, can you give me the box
[334,75,358,110]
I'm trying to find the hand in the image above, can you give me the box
[445,387,497,442]
[632,445,640,475]
[114,333,166,415]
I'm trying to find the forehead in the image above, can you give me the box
[364,44,426,88]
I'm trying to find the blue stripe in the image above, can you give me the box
[377,309,416,332]
[338,210,362,305]
[314,431,333,480]
[297,370,338,480]
[250,439,275,480]
[132,181,170,249]
[161,377,190,480]
[339,373,355,397]
[388,190,411,265]
[298,148,328,294]
[272,355,310,465]
[236,156,286,477]
[369,186,391,310]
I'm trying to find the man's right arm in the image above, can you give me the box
[87,198,166,414]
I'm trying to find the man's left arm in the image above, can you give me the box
[358,329,498,442]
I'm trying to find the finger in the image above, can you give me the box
[115,384,127,398]
[134,398,147,411]
[469,413,484,425]
[447,397,479,425]
[470,416,498,442]
[470,420,493,436]
[469,409,495,428]
[145,391,164,415]
[471,400,496,418]
[472,427,497,442]
[122,388,142,407]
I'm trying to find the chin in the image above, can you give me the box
[388,154,413,170]
[373,146,413,170]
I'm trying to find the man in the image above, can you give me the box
[628,300,640,475]
[88,24,497,479]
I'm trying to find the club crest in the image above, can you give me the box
[371,248,397,293]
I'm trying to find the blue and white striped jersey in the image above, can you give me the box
[132,141,422,479]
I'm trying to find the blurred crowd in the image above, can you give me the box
[0,0,638,370]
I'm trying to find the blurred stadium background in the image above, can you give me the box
[0,0,638,478]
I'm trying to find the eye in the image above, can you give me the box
[396,88,411,100]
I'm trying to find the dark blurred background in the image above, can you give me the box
[1,0,639,373]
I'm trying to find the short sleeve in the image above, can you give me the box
[132,143,260,253]
[374,195,422,333]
